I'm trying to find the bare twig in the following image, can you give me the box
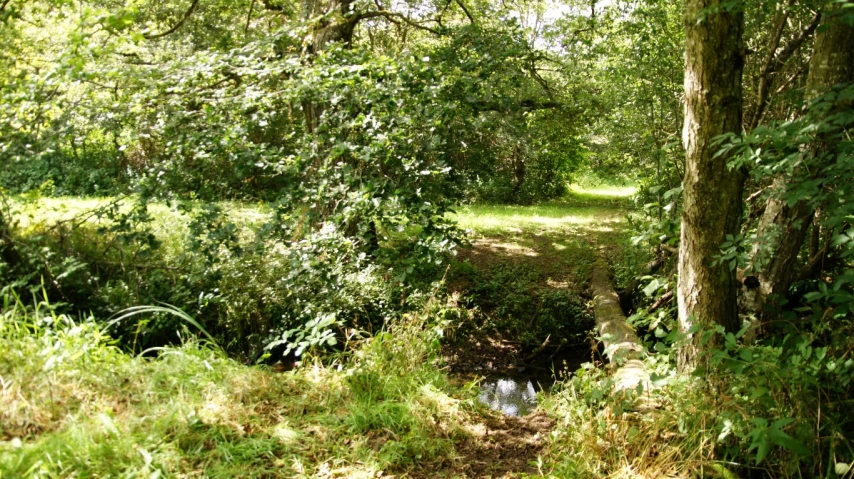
[748,10,821,130]
[747,2,791,131]
[244,0,255,35]
[523,334,550,362]
[773,63,808,95]
[648,291,674,313]
[746,187,766,203]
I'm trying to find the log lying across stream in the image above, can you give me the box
[591,253,650,392]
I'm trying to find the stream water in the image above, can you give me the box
[476,349,588,416]
[477,376,545,416]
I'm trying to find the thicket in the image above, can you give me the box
[0,0,594,359]
[2,0,854,477]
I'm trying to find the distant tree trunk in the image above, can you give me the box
[300,0,358,133]
[0,210,21,274]
[677,0,745,371]
[511,146,526,198]
[809,209,821,260]
[749,5,854,316]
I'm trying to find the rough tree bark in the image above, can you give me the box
[749,4,854,316]
[677,0,745,371]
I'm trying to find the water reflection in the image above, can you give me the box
[478,377,540,416]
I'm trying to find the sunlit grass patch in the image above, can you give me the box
[15,196,271,232]
[452,183,633,237]
[453,203,624,236]
[568,183,637,199]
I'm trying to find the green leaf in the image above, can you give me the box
[767,428,808,456]
[755,436,771,465]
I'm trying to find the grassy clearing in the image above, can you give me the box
[444,186,636,353]
[0,295,482,478]
[453,186,633,238]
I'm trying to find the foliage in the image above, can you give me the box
[541,316,854,477]
[720,82,854,313]
[450,261,592,346]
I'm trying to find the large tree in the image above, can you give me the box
[748,2,854,316]
[677,0,745,370]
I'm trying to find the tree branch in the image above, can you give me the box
[454,0,475,24]
[244,0,255,35]
[773,63,808,94]
[648,291,674,313]
[143,0,201,40]
[747,11,821,130]
[771,12,821,73]
[355,10,442,35]
[747,3,791,131]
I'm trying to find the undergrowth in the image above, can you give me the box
[539,277,854,479]
[0,293,477,478]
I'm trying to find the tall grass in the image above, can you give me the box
[0,294,476,478]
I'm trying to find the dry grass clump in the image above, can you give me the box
[539,364,727,479]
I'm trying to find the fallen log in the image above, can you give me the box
[591,253,650,392]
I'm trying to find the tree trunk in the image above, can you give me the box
[749,5,854,316]
[677,0,745,371]
[300,0,357,133]
[0,209,22,276]
[511,146,526,198]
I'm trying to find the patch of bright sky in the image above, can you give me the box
[508,0,617,50]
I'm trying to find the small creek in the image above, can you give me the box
[477,376,546,416]
[476,349,588,416]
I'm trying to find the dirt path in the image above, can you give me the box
[418,410,553,478]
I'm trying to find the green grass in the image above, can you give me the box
[444,184,636,347]
[567,184,637,200]
[454,202,626,236]
[0,296,477,478]
[453,184,633,238]
[13,195,269,239]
